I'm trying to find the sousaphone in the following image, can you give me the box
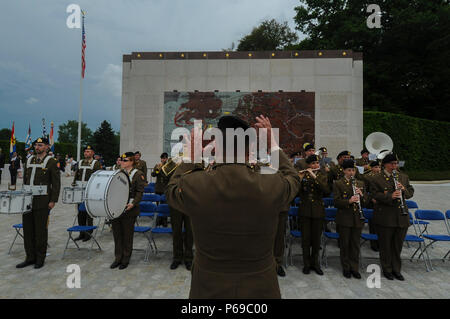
[364,132,393,160]
[161,158,179,176]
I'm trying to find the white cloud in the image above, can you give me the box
[25,97,39,104]
[97,64,122,97]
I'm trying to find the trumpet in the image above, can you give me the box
[351,176,365,220]
[392,170,408,215]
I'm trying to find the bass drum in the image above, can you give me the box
[84,170,130,220]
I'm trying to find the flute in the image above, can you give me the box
[298,168,321,173]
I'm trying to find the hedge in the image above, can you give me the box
[0,140,77,160]
[363,111,450,172]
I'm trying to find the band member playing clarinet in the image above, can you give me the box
[298,154,329,275]
[110,152,146,270]
[369,153,414,281]
[333,159,368,279]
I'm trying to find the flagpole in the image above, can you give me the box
[76,11,85,162]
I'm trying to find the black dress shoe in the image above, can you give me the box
[110,261,120,269]
[82,234,92,242]
[383,272,394,280]
[343,270,351,278]
[74,235,84,241]
[170,261,181,270]
[310,266,324,276]
[371,246,379,252]
[351,271,361,279]
[119,263,129,270]
[34,262,44,269]
[185,261,192,271]
[16,260,35,268]
[392,272,405,281]
[277,265,286,277]
[302,266,310,274]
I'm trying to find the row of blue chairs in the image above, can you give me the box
[287,206,450,272]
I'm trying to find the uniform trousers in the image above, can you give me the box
[338,225,362,272]
[170,206,193,263]
[376,225,408,273]
[274,211,288,266]
[23,208,49,263]
[299,216,323,268]
[77,206,93,237]
[112,213,137,264]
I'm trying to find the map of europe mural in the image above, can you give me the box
[163,91,315,156]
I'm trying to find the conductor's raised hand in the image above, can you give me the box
[255,115,279,151]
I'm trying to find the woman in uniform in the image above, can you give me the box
[298,154,330,275]
[333,159,368,279]
[110,152,146,270]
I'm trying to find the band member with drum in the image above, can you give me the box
[134,151,148,182]
[72,145,101,242]
[298,154,329,275]
[110,152,146,270]
[333,159,368,279]
[294,143,315,171]
[16,137,60,269]
[369,153,414,281]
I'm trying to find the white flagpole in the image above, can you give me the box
[76,11,85,162]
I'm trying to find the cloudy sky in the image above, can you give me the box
[0,0,304,141]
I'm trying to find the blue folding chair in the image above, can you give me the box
[323,197,334,208]
[62,214,101,260]
[415,210,450,263]
[139,201,157,218]
[359,209,378,268]
[150,204,172,254]
[287,207,301,266]
[133,226,154,261]
[406,200,419,209]
[142,193,161,203]
[159,194,166,203]
[404,212,432,271]
[321,208,339,268]
[294,197,301,207]
[9,211,51,254]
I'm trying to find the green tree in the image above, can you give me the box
[57,120,93,145]
[91,121,119,166]
[293,0,450,121]
[237,19,299,51]
[0,128,12,141]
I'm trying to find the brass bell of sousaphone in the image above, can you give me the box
[364,132,393,160]
[161,158,179,176]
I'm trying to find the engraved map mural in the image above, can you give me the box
[163,92,315,156]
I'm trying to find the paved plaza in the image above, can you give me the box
[0,174,449,299]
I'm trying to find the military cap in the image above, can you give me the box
[319,147,327,153]
[84,145,94,151]
[342,159,356,170]
[303,143,314,151]
[218,115,250,131]
[160,152,168,159]
[290,151,301,158]
[305,154,319,164]
[337,150,351,160]
[369,160,380,168]
[121,152,135,159]
[361,148,369,155]
[134,151,141,155]
[33,137,49,144]
[382,153,399,164]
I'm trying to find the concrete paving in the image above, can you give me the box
[0,174,449,299]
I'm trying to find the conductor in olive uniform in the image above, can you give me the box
[110,152,146,270]
[298,154,329,275]
[134,151,148,182]
[73,145,101,241]
[16,137,60,269]
[333,159,368,279]
[369,153,414,281]
[166,115,301,299]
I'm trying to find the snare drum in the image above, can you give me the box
[84,170,130,220]
[0,190,33,214]
[62,186,85,204]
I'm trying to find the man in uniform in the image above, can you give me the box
[151,153,170,195]
[16,137,60,269]
[134,151,148,182]
[294,143,316,171]
[318,146,335,170]
[328,150,362,185]
[369,153,414,281]
[0,148,5,184]
[72,145,102,241]
[362,160,382,251]
[166,115,301,299]
[356,149,370,173]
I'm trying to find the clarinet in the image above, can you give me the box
[392,170,408,215]
[351,176,365,220]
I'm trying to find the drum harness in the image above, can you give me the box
[23,155,52,196]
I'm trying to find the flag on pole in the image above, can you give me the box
[81,11,86,78]
[50,122,55,152]
[25,124,32,151]
[42,118,47,138]
[10,122,16,155]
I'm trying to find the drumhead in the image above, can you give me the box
[106,171,130,219]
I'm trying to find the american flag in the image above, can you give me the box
[81,12,86,78]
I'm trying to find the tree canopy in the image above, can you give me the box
[90,120,120,166]
[57,120,93,146]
